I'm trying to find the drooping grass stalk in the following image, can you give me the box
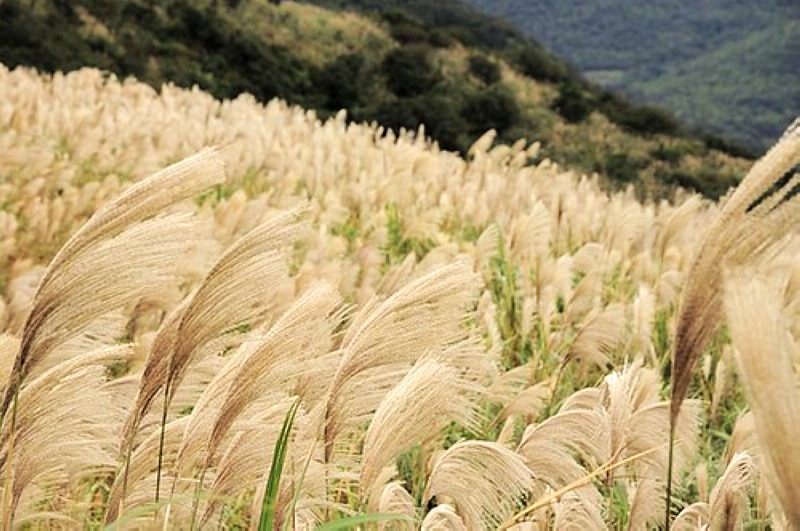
[259,398,300,531]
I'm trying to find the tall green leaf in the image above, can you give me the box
[259,398,301,531]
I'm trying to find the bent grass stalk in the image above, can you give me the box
[503,445,664,528]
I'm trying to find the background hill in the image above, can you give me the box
[462,0,799,153]
[0,0,753,198]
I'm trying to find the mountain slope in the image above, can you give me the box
[635,21,799,151]
[0,0,751,198]
[463,0,798,152]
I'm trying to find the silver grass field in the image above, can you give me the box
[0,64,798,529]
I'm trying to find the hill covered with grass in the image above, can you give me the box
[0,0,753,199]
[0,61,799,529]
[463,0,798,153]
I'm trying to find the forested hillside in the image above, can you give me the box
[463,0,799,153]
[0,0,752,198]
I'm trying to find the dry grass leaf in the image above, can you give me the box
[424,440,534,529]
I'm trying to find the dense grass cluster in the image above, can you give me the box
[0,65,798,529]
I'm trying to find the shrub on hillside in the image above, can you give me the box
[463,85,521,137]
[467,54,501,85]
[596,152,648,184]
[598,91,680,136]
[552,81,595,123]
[382,44,440,98]
[315,52,367,110]
[373,92,469,152]
[508,42,571,83]
[381,10,455,48]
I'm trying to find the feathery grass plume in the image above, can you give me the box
[105,417,191,524]
[0,335,19,396]
[522,362,698,526]
[376,482,416,530]
[708,452,755,530]
[630,286,657,365]
[421,504,467,530]
[563,303,627,368]
[672,504,709,530]
[552,490,605,530]
[2,267,44,336]
[360,355,482,494]
[627,479,663,530]
[206,283,342,465]
[171,283,344,517]
[562,268,603,326]
[724,272,800,525]
[322,258,482,460]
[667,119,799,524]
[709,346,733,423]
[673,453,755,531]
[604,363,700,486]
[5,213,204,402]
[724,413,758,464]
[120,298,191,457]
[653,195,704,265]
[424,440,534,529]
[119,209,302,504]
[516,408,607,527]
[671,118,800,425]
[1,148,225,420]
[0,346,131,522]
[199,398,305,526]
[489,372,552,429]
[162,207,306,407]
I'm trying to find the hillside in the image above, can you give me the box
[463,0,799,153]
[1,62,799,529]
[0,0,752,199]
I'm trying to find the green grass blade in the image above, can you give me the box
[259,398,301,531]
[315,513,415,530]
